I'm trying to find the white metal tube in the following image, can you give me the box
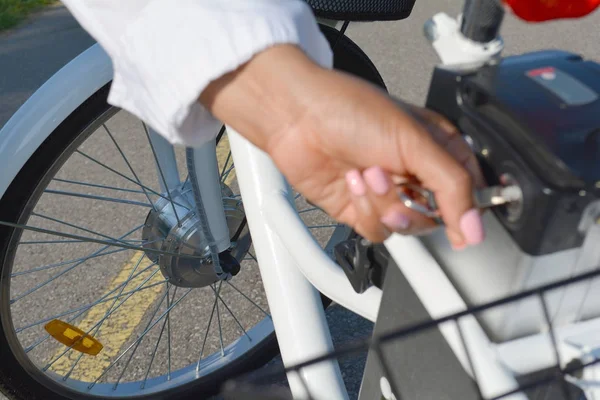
[147,126,181,192]
[494,316,600,375]
[227,127,348,400]
[264,193,381,322]
[190,138,231,253]
[385,234,526,400]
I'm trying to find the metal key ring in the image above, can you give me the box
[396,182,445,225]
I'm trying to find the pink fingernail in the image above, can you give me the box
[452,242,467,251]
[345,169,366,196]
[363,166,390,195]
[459,209,484,245]
[381,210,410,231]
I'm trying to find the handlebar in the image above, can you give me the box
[460,0,505,43]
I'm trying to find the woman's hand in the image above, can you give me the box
[200,44,486,249]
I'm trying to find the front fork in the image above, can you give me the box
[146,127,231,254]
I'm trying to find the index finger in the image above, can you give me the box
[394,116,484,246]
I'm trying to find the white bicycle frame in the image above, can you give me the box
[1,6,599,400]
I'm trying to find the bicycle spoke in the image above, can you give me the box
[12,247,128,277]
[220,151,232,179]
[166,284,174,380]
[18,238,147,245]
[88,288,193,390]
[24,267,163,353]
[116,287,170,390]
[52,178,146,195]
[62,254,148,381]
[31,212,131,246]
[225,281,270,318]
[19,275,165,335]
[61,348,87,381]
[298,207,319,214]
[306,224,339,229]
[103,124,157,210]
[0,220,201,263]
[11,224,144,303]
[75,150,190,211]
[42,266,160,372]
[19,239,88,245]
[139,284,178,388]
[210,284,251,341]
[139,307,168,388]
[179,175,190,194]
[221,164,235,183]
[44,189,152,208]
[216,286,225,357]
[142,123,181,226]
[196,283,221,371]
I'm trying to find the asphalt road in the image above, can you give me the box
[1,2,599,400]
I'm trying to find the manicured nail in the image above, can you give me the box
[345,169,366,196]
[451,242,467,251]
[459,209,484,245]
[381,210,410,231]
[363,166,390,195]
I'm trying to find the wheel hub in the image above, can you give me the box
[141,181,250,288]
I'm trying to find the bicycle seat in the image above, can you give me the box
[306,0,416,21]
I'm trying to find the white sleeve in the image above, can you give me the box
[60,0,333,147]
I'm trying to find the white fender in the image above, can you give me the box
[0,43,113,199]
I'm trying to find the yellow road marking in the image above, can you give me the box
[48,134,234,381]
[49,251,162,381]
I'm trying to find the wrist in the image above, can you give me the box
[199,44,324,150]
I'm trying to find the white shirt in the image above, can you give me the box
[61,0,333,147]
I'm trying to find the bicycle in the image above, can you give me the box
[0,0,598,399]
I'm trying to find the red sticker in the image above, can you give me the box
[527,67,556,77]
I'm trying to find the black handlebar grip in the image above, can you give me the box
[460,0,505,43]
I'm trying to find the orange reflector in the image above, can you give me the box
[44,319,103,356]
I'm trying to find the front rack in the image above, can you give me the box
[219,255,600,400]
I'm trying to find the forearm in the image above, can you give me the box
[199,44,325,150]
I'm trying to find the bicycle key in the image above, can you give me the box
[473,185,522,209]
